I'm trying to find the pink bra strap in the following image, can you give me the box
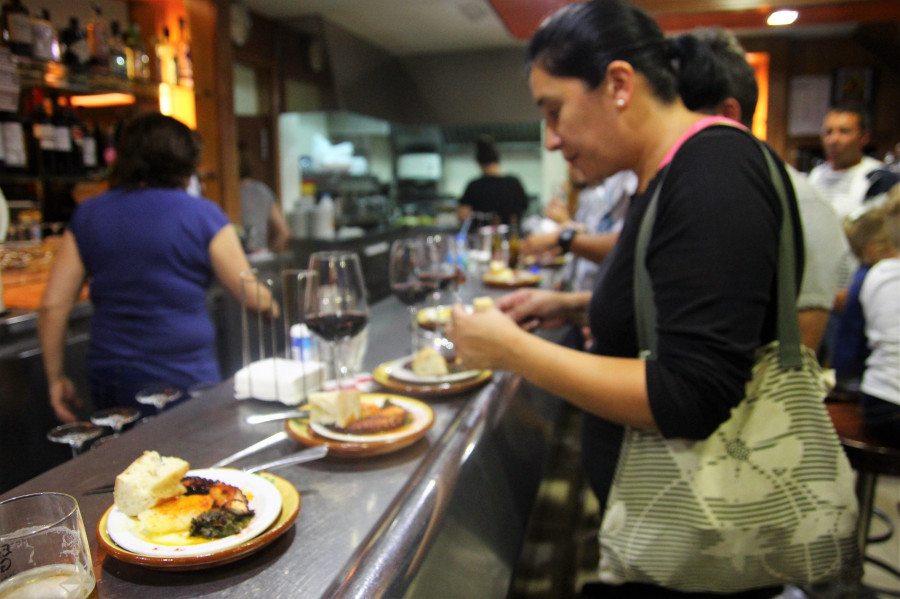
[658,116,747,170]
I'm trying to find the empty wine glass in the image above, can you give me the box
[305,251,369,390]
[90,407,141,436]
[47,422,103,458]
[389,238,430,354]
[135,384,182,415]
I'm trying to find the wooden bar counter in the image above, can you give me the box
[0,274,566,598]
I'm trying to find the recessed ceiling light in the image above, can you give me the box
[767,9,798,26]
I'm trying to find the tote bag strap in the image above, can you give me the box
[634,125,803,369]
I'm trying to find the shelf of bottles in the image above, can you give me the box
[0,0,196,222]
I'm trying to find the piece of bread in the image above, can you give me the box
[114,451,190,517]
[488,260,507,274]
[411,346,449,377]
[309,389,361,427]
[473,296,494,312]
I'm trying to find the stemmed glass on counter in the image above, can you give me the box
[135,383,183,416]
[304,251,369,390]
[417,233,460,306]
[389,238,431,354]
[46,422,104,457]
[90,407,142,436]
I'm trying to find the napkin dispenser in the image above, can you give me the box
[234,357,325,405]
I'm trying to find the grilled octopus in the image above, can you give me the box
[333,403,407,435]
[182,476,251,515]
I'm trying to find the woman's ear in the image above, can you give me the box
[606,60,635,108]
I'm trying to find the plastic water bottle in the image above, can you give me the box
[290,324,318,362]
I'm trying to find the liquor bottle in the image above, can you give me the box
[0,110,28,173]
[61,17,90,71]
[507,214,521,268]
[1,0,32,56]
[51,94,74,175]
[87,3,110,69]
[80,116,99,173]
[108,20,127,78]
[155,26,177,85]
[124,23,149,81]
[30,88,56,175]
[63,96,85,175]
[30,8,59,62]
[176,17,193,88]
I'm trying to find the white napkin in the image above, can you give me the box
[234,358,325,405]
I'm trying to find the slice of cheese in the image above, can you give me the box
[309,389,362,427]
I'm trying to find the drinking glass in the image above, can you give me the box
[304,251,369,390]
[135,383,182,415]
[389,238,430,354]
[46,422,103,458]
[418,233,460,306]
[0,493,96,598]
[90,407,141,436]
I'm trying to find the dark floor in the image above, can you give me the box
[507,404,900,599]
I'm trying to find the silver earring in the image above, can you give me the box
[616,98,625,107]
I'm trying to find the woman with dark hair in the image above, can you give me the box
[39,112,275,421]
[446,1,816,596]
[456,134,529,225]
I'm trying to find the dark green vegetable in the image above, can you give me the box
[190,509,254,539]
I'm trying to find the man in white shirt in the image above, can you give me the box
[808,107,889,219]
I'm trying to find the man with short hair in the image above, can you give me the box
[680,27,848,353]
[809,107,895,218]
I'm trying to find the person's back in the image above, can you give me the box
[240,178,277,253]
[457,134,529,225]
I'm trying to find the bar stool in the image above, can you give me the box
[825,398,900,580]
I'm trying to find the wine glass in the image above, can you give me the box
[90,407,141,436]
[135,383,183,415]
[389,238,430,354]
[304,251,369,390]
[46,422,103,458]
[417,233,460,306]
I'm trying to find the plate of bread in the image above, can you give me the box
[481,261,541,288]
[285,390,433,456]
[97,451,300,569]
[388,349,482,385]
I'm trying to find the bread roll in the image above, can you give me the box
[309,389,361,427]
[114,451,190,517]
[412,346,449,377]
[473,296,494,312]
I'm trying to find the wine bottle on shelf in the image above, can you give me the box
[0,110,28,173]
[124,23,149,81]
[80,114,99,173]
[61,17,90,72]
[50,93,74,175]
[1,0,32,57]
[30,8,58,62]
[87,3,110,69]
[155,26,177,85]
[64,96,84,175]
[176,17,193,88]
[108,20,127,78]
[30,88,56,175]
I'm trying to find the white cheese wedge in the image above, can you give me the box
[308,389,362,428]
[473,296,494,312]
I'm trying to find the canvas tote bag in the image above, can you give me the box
[597,128,862,592]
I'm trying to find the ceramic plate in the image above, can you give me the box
[105,469,282,559]
[386,355,482,385]
[372,362,493,397]
[286,394,434,457]
[481,271,541,288]
[97,472,300,571]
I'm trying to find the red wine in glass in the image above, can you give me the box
[306,311,369,341]
[391,281,432,306]
[417,271,456,290]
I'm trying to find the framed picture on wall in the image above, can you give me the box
[831,66,874,107]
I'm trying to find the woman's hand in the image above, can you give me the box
[49,376,82,423]
[445,304,524,371]
[496,288,588,331]
[544,197,571,224]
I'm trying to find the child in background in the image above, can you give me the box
[856,187,900,442]
[832,203,894,387]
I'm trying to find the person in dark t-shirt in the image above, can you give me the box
[457,134,529,225]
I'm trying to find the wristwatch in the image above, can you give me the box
[557,227,577,253]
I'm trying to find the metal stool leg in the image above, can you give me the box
[855,471,877,554]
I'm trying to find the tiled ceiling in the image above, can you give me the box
[238,0,900,56]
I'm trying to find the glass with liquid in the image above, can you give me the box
[0,493,97,598]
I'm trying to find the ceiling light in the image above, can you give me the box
[767,9,798,26]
